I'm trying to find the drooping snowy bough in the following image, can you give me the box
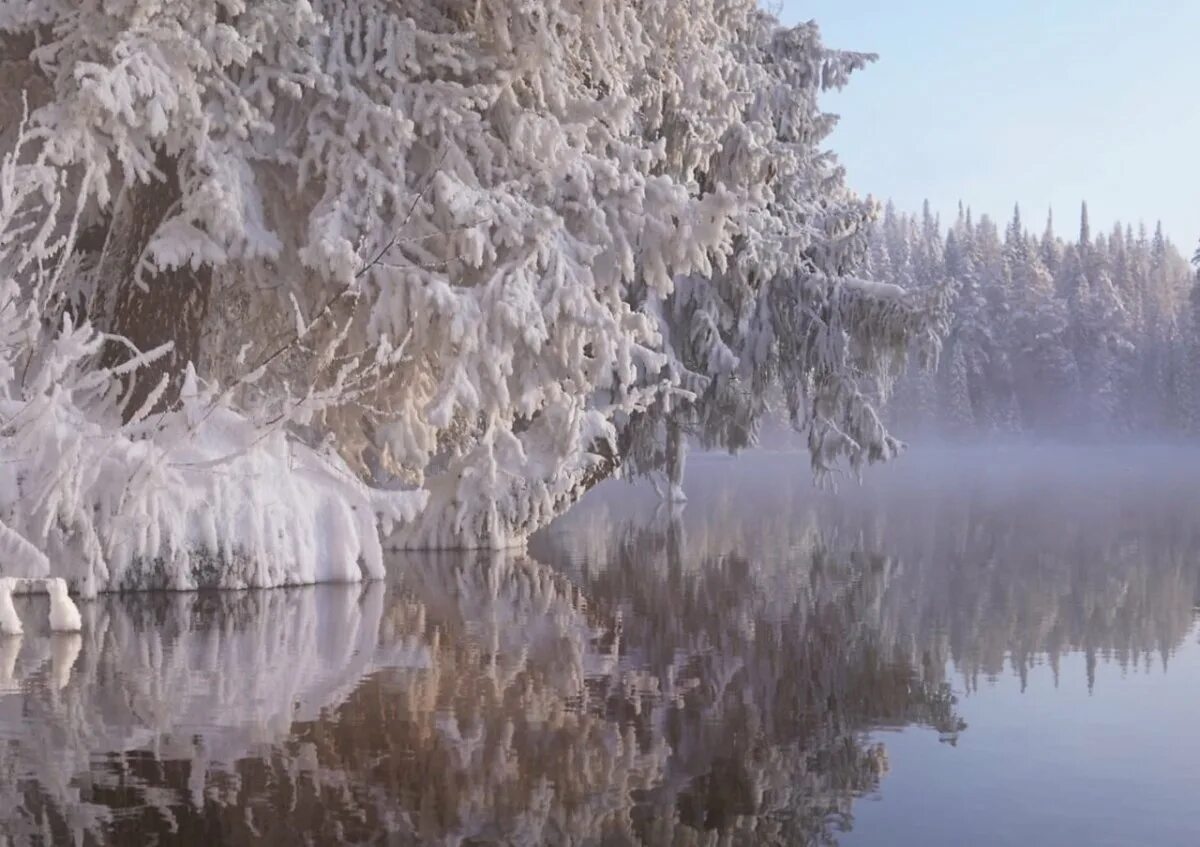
[0,1,939,592]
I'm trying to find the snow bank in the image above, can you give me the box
[0,327,427,596]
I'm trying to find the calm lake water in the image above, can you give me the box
[2,447,1199,845]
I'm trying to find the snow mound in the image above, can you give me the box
[0,578,82,633]
[0,315,427,596]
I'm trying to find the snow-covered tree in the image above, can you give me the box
[937,221,994,431]
[620,22,943,495]
[1005,220,1075,432]
[0,1,939,592]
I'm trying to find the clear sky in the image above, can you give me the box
[777,1,1200,249]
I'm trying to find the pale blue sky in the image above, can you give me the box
[777,1,1200,248]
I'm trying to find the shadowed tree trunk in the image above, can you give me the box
[95,155,212,420]
[664,417,688,501]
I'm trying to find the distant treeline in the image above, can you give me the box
[876,201,1200,437]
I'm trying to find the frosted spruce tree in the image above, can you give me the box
[625,43,943,497]
[0,1,938,594]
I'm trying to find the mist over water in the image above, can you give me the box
[1,447,1198,845]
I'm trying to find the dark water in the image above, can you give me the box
[2,448,1200,845]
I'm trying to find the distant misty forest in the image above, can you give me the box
[874,202,1199,439]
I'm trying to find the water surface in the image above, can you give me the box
[2,447,1198,845]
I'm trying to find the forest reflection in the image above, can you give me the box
[1,448,1197,845]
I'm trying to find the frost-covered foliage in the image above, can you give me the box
[0,118,422,595]
[624,24,944,490]
[0,0,933,571]
[878,202,1196,437]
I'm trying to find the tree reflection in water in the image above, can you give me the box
[2,448,1198,845]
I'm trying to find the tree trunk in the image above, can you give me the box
[664,417,688,502]
[95,156,212,419]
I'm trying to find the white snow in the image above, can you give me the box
[0,577,81,633]
[46,578,81,632]
[0,361,428,595]
[0,580,21,636]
